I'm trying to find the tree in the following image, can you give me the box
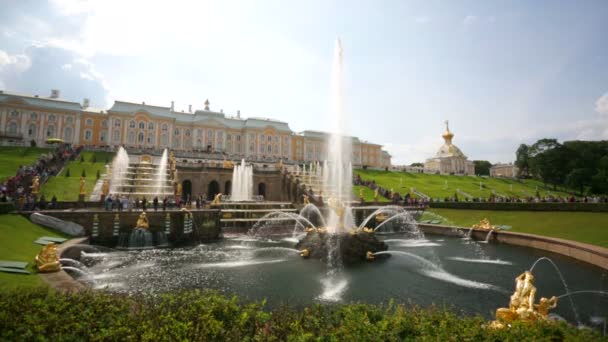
[515,144,530,177]
[81,169,86,178]
[565,168,593,195]
[473,160,492,176]
[65,168,70,177]
[410,162,424,167]
[96,170,101,180]
[91,154,97,163]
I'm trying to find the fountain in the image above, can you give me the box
[230,159,253,201]
[106,147,173,200]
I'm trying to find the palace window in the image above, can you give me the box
[236,135,241,141]
[148,122,154,130]
[138,122,145,130]
[30,112,37,120]
[46,125,55,137]
[138,132,144,143]
[129,120,136,128]
[227,134,231,141]
[218,131,223,139]
[48,114,55,122]
[268,145,272,153]
[28,124,36,137]
[86,118,93,126]
[100,131,107,142]
[7,122,18,133]
[208,130,213,138]
[185,129,191,137]
[10,111,19,118]
[102,119,108,128]
[85,130,92,141]
[114,119,121,127]
[174,128,180,136]
[128,131,135,144]
[250,143,255,153]
[260,144,265,153]
[64,127,72,141]
[113,130,120,141]
[161,123,168,132]
[197,129,202,137]
[147,135,153,144]
[66,116,73,124]
[161,135,167,146]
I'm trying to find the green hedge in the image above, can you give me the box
[429,201,608,212]
[0,288,601,341]
[0,202,15,214]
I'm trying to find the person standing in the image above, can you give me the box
[142,197,147,211]
[153,197,159,211]
[162,197,167,211]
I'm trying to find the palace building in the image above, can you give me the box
[424,121,475,175]
[0,89,390,167]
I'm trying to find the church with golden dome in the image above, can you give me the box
[424,121,475,175]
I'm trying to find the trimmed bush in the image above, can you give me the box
[96,170,100,180]
[0,289,600,341]
[64,168,70,177]
[429,201,608,212]
[81,169,86,178]
[80,155,85,162]
[0,202,15,214]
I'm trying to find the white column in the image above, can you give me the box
[20,110,27,136]
[57,114,63,140]
[74,114,81,144]
[0,108,6,131]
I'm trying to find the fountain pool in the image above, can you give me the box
[75,232,608,326]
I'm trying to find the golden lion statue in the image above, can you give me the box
[35,242,61,273]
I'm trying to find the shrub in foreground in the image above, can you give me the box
[0,288,602,341]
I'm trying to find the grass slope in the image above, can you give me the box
[352,185,390,202]
[424,209,608,248]
[0,214,67,290]
[0,146,51,182]
[40,151,115,201]
[356,169,572,199]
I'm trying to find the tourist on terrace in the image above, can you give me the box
[153,197,159,211]
[105,195,112,211]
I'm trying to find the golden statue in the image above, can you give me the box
[30,176,40,194]
[366,251,375,260]
[135,212,149,229]
[278,158,284,169]
[169,151,176,171]
[175,182,182,197]
[490,271,558,329]
[101,179,110,196]
[473,218,497,230]
[359,188,364,201]
[327,197,345,230]
[223,158,234,169]
[375,213,388,222]
[303,194,310,205]
[79,177,86,195]
[362,227,374,233]
[299,249,310,258]
[305,227,317,233]
[373,188,379,201]
[35,242,61,273]
[211,193,222,206]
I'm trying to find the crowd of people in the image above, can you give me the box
[102,194,213,212]
[0,144,82,207]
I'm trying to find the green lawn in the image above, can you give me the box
[40,151,115,201]
[356,169,572,199]
[352,185,390,202]
[423,209,608,248]
[0,214,68,290]
[0,146,51,182]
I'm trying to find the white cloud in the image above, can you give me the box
[595,92,608,116]
[414,16,429,24]
[463,15,477,25]
[0,50,31,73]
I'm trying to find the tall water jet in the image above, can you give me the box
[231,159,253,201]
[109,146,129,194]
[324,38,352,233]
[154,149,168,196]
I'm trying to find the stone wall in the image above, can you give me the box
[25,210,221,246]
[418,224,608,270]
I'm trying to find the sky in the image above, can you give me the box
[0,0,607,165]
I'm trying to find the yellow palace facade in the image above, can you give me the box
[0,89,391,167]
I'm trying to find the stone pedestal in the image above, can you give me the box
[295,231,388,264]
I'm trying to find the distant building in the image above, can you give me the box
[424,121,475,175]
[490,163,519,178]
[0,89,390,167]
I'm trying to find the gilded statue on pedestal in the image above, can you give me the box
[175,182,182,197]
[30,176,40,194]
[359,188,364,201]
[35,242,61,273]
[473,218,497,230]
[211,193,222,206]
[79,177,86,195]
[303,194,310,205]
[136,212,149,229]
[373,188,379,202]
[101,179,110,197]
[490,271,558,329]
[223,158,234,169]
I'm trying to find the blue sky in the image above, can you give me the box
[0,0,607,164]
